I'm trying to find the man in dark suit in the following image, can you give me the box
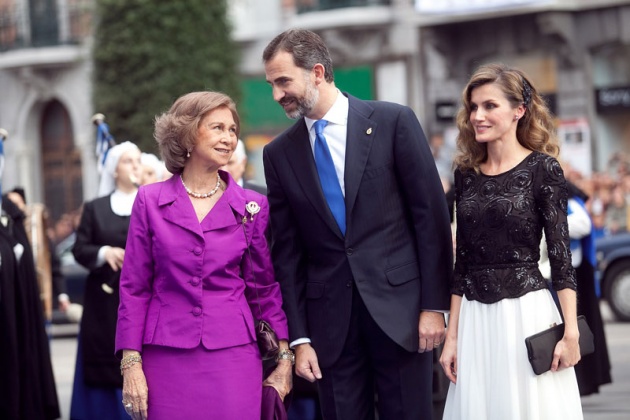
[262,29,453,419]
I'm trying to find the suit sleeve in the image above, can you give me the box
[241,194,289,341]
[115,187,155,357]
[393,106,453,310]
[263,145,309,341]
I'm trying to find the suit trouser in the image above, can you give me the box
[317,284,434,420]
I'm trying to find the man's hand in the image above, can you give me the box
[418,311,446,353]
[294,343,322,382]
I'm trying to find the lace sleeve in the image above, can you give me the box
[452,169,466,296]
[536,156,577,292]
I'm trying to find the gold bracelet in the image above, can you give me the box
[276,349,295,365]
[120,354,142,375]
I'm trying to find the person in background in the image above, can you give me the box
[440,63,583,419]
[69,141,142,420]
[140,152,167,186]
[6,188,70,320]
[0,194,60,419]
[263,29,452,419]
[223,139,267,194]
[605,185,627,235]
[115,91,291,419]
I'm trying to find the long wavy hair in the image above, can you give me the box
[453,63,558,171]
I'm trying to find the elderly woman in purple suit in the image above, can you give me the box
[115,91,292,419]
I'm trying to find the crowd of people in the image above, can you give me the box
[563,152,630,239]
[1,28,616,420]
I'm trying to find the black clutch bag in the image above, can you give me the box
[524,315,595,375]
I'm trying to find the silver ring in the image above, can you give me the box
[124,402,133,414]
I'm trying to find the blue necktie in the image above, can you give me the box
[313,120,346,235]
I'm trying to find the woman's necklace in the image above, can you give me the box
[180,173,221,199]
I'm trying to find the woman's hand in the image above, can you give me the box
[551,332,581,372]
[439,334,458,384]
[263,359,293,401]
[122,363,148,420]
[104,246,125,271]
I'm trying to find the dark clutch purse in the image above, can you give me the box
[524,315,595,375]
[256,320,281,361]
[243,202,280,361]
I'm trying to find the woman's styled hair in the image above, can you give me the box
[453,63,558,171]
[154,91,240,174]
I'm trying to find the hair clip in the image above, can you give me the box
[522,77,532,107]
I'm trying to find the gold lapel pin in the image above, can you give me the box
[366,127,373,135]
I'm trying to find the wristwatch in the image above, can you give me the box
[276,349,295,365]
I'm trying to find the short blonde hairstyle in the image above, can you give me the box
[154,91,240,174]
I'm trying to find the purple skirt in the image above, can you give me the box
[143,342,262,419]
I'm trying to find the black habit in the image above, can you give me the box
[72,195,130,387]
[0,197,60,419]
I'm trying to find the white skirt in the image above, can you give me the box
[443,289,583,420]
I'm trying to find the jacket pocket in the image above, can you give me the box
[363,162,393,180]
[386,261,420,286]
[306,282,325,299]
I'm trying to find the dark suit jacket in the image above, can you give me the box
[263,94,453,368]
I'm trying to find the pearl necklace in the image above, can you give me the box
[180,173,221,199]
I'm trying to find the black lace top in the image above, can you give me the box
[452,151,577,304]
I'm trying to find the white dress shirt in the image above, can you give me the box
[304,90,348,195]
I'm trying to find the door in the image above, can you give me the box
[40,100,83,223]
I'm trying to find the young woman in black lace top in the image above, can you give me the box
[440,63,584,419]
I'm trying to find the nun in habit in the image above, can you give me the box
[69,141,142,420]
[0,195,60,419]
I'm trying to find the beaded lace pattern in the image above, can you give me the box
[452,152,577,304]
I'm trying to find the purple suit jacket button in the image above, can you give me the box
[190,277,201,286]
[193,246,203,255]
[192,306,202,316]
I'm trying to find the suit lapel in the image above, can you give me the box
[344,96,376,223]
[159,176,204,238]
[283,122,344,239]
[200,173,246,233]
[159,173,247,237]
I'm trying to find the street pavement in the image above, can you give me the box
[50,304,630,419]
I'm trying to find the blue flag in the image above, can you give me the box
[93,115,115,174]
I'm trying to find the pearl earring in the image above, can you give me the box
[187,149,191,158]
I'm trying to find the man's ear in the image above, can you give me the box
[312,63,326,84]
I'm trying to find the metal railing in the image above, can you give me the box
[0,0,93,52]
[296,0,392,14]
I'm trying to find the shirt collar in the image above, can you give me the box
[110,189,138,216]
[305,90,348,132]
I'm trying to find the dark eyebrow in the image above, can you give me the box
[471,99,498,106]
[267,76,290,85]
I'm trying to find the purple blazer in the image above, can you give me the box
[115,171,288,356]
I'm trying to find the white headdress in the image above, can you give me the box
[97,141,141,197]
[141,153,165,182]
